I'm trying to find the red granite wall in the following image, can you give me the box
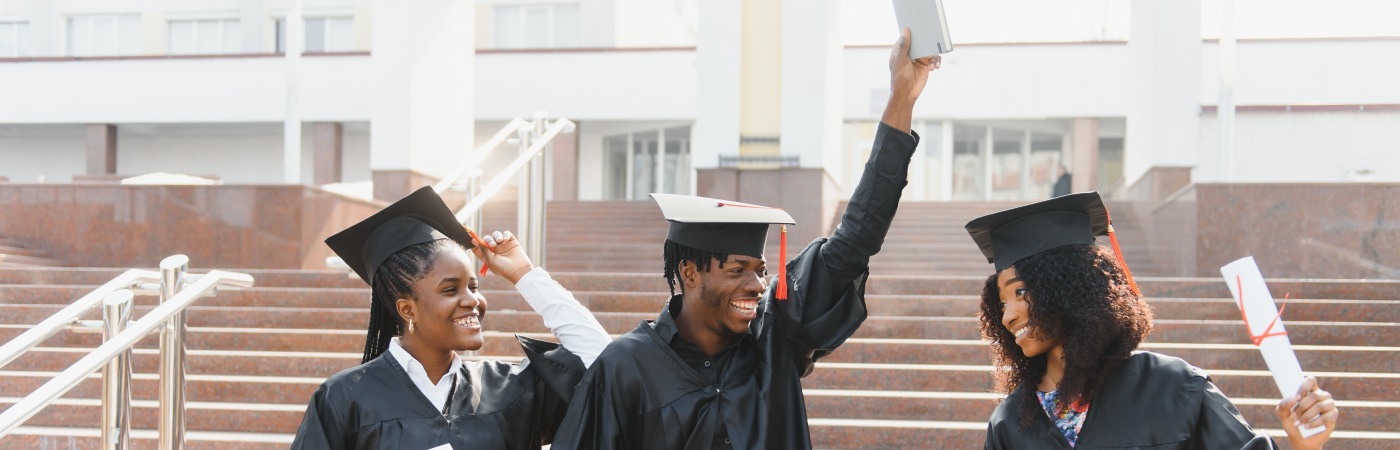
[0,185,383,269]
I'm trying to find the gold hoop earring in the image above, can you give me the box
[408,318,416,334]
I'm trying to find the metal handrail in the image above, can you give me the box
[432,117,531,194]
[0,268,254,440]
[455,117,575,225]
[0,269,159,370]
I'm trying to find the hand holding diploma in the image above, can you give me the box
[1220,257,1339,448]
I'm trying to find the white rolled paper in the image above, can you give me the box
[1220,256,1324,437]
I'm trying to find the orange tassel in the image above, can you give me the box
[465,228,491,277]
[1103,208,1140,297]
[777,225,788,300]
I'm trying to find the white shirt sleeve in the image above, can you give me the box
[513,267,612,368]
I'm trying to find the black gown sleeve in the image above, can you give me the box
[515,335,588,445]
[774,123,918,371]
[818,121,918,289]
[289,382,348,450]
[1193,379,1279,449]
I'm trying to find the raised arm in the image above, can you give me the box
[822,28,940,287]
[475,231,611,367]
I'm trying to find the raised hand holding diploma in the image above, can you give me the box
[1220,257,1339,447]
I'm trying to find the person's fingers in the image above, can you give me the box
[932,54,942,70]
[1296,377,1319,397]
[900,27,911,52]
[490,230,504,241]
[503,230,516,242]
[1299,396,1335,427]
[1276,394,1299,421]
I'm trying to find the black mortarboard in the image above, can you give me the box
[325,186,477,285]
[651,193,797,299]
[965,191,1140,295]
[965,192,1110,271]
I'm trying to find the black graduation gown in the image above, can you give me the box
[550,123,919,450]
[984,351,1280,450]
[290,336,585,450]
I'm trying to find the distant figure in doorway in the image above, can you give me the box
[1052,165,1072,198]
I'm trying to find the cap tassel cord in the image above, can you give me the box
[777,225,788,300]
[1103,208,1141,297]
[465,228,492,277]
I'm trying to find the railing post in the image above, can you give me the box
[518,112,548,267]
[158,255,189,450]
[100,289,133,450]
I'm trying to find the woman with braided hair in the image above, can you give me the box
[968,192,1339,450]
[291,186,610,450]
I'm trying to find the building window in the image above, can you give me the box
[276,17,354,53]
[0,21,30,57]
[68,14,142,56]
[603,126,691,200]
[493,3,580,49]
[168,19,241,55]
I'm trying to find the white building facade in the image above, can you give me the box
[2,0,1397,203]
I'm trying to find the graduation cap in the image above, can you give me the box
[325,186,483,285]
[964,191,1139,295]
[650,193,797,299]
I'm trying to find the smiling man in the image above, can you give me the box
[551,29,940,450]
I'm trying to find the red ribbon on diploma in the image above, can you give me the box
[1235,274,1289,346]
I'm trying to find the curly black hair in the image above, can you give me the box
[977,243,1154,426]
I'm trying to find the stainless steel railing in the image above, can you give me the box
[0,256,254,448]
[455,113,574,266]
[328,113,575,272]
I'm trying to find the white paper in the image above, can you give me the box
[1220,256,1324,437]
[426,444,452,450]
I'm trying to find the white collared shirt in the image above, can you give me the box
[514,267,611,367]
[386,336,462,414]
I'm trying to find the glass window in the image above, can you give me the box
[168,19,241,55]
[602,126,693,200]
[1030,133,1064,199]
[69,15,141,56]
[662,126,691,195]
[604,135,628,200]
[492,3,580,49]
[0,21,31,57]
[277,17,354,53]
[951,124,986,201]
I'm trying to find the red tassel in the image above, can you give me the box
[465,228,491,277]
[776,225,788,300]
[1103,207,1140,297]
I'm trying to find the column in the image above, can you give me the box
[313,122,343,185]
[1125,0,1201,185]
[370,0,474,201]
[1071,118,1099,193]
[86,124,118,175]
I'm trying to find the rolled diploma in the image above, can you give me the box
[1220,256,1325,437]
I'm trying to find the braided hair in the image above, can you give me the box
[662,239,730,298]
[362,238,460,364]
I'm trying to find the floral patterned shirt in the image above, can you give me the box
[1037,390,1090,447]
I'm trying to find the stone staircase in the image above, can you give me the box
[0,236,63,268]
[1,200,1398,448]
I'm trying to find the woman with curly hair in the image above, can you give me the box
[966,192,1339,449]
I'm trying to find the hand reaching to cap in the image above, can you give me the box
[883,27,941,134]
[1276,376,1339,450]
[471,230,536,285]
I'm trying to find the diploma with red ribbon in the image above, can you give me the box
[1220,256,1324,437]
